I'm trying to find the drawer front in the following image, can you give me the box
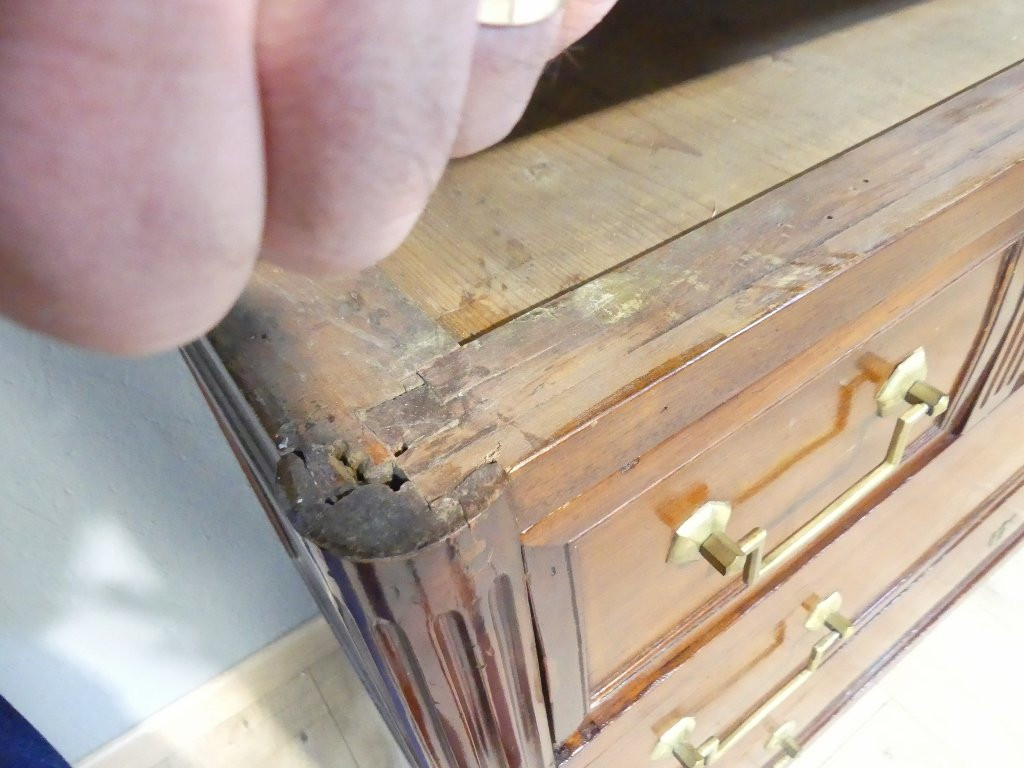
[565,386,1024,768]
[741,488,1024,768]
[575,252,1004,691]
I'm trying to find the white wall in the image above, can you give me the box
[0,320,317,762]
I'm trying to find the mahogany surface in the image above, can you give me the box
[569,388,1024,767]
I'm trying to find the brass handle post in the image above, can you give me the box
[651,593,854,766]
[668,349,948,585]
[765,722,801,766]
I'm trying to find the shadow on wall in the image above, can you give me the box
[0,319,317,763]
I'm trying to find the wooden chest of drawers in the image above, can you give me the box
[186,1,1024,765]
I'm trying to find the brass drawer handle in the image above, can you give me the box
[667,348,948,584]
[651,593,854,767]
[765,721,801,766]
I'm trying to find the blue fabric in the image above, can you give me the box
[0,696,70,768]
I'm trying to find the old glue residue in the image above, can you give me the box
[572,274,646,325]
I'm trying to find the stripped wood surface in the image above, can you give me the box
[384,0,1024,340]
[381,66,1024,528]
[210,0,1024,529]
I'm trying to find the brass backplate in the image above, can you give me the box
[804,591,844,631]
[876,347,927,416]
[651,717,697,761]
[668,501,733,565]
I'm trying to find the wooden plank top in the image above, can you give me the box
[209,0,1024,537]
[384,0,1024,340]
[379,66,1024,525]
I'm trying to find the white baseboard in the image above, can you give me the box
[76,618,337,768]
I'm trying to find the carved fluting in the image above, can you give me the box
[311,495,553,768]
[986,295,1024,399]
[976,241,1024,413]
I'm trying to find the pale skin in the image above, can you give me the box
[0,0,617,355]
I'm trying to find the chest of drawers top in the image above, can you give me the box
[207,0,1024,555]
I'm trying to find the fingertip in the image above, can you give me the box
[3,236,260,357]
[452,18,562,158]
[557,0,618,51]
[257,0,478,277]
[0,0,266,356]
[260,191,424,275]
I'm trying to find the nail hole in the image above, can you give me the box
[388,468,409,492]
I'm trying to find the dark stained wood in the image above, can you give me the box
[942,240,1024,430]
[573,253,1002,694]
[324,494,554,768]
[529,241,1015,741]
[182,340,430,768]
[207,267,478,560]
[523,544,591,741]
[563,387,1024,767]
[209,264,457,468]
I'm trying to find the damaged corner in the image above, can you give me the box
[275,431,508,560]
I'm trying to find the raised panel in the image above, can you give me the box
[563,388,1024,768]
[528,239,1017,742]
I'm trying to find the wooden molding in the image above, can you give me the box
[75,618,338,768]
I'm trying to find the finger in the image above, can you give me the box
[450,12,563,158]
[257,0,479,274]
[557,0,618,51]
[0,1,264,355]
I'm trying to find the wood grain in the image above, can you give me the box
[576,253,1002,692]
[209,264,457,465]
[193,7,1024,767]
[208,13,1024,531]
[562,387,1024,767]
[964,242,1024,425]
[522,216,1024,549]
[383,65,1024,528]
[383,0,1024,340]
[940,240,1024,431]
[528,238,1017,741]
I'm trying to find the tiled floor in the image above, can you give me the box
[154,545,1022,768]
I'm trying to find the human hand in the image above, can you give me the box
[0,0,616,354]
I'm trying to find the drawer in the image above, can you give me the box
[524,243,1017,740]
[572,251,1004,690]
[564,385,1024,768]
[737,485,1024,768]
